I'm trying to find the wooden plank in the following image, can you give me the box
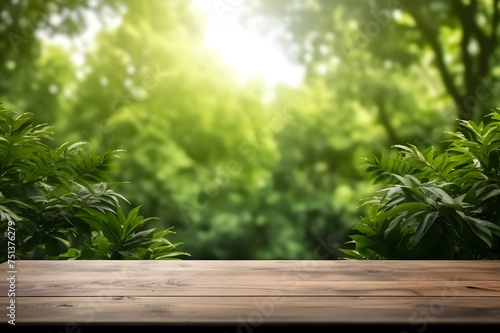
[1,260,499,297]
[1,260,499,327]
[2,296,500,325]
[3,260,500,281]
[5,277,500,297]
[4,260,500,282]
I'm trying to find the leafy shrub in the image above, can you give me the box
[340,110,500,259]
[0,104,189,261]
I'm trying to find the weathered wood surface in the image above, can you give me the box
[1,260,500,326]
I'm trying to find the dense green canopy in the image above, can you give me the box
[1,0,499,259]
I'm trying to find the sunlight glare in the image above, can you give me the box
[193,1,304,93]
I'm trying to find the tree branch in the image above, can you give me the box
[451,0,500,121]
[478,0,500,78]
[375,98,399,146]
[406,5,463,110]
[451,0,476,108]
[452,0,487,47]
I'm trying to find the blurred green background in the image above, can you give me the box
[1,0,499,259]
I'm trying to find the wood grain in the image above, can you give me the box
[1,260,499,325]
[2,296,500,325]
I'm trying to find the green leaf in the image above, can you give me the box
[106,211,124,240]
[67,141,88,152]
[58,248,81,259]
[464,216,494,247]
[52,236,71,249]
[482,188,500,200]
[412,211,438,247]
[349,235,382,250]
[101,219,120,245]
[95,235,111,254]
[463,188,477,205]
[76,215,102,231]
[154,252,189,260]
[12,112,34,131]
[383,212,408,238]
[354,222,378,236]
[338,249,367,260]
[371,202,429,222]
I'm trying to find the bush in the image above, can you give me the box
[0,104,189,261]
[340,110,500,259]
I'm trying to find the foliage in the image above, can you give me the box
[40,0,446,259]
[244,0,500,123]
[0,104,188,262]
[340,110,500,259]
[1,0,499,259]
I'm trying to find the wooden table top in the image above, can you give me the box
[1,260,500,329]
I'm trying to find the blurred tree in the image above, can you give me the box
[0,0,122,125]
[37,0,292,259]
[244,0,500,124]
[238,0,500,257]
